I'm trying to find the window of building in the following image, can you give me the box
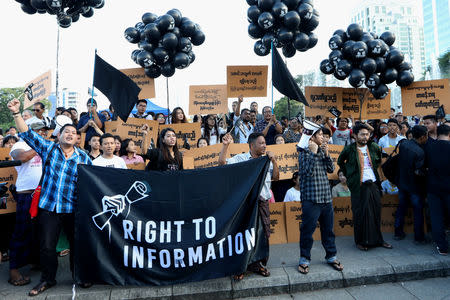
[407,7,411,14]
[366,7,369,15]
[382,6,386,13]
[375,6,379,13]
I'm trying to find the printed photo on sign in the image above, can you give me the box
[24,70,52,108]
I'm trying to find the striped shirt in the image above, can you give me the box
[19,129,92,213]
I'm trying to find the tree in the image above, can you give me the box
[0,87,24,130]
[274,96,304,119]
[438,50,450,79]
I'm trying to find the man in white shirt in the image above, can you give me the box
[128,100,153,120]
[219,132,279,280]
[378,118,405,150]
[28,102,53,129]
[93,133,127,169]
[8,120,47,286]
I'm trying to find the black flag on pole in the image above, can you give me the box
[93,54,141,122]
[272,47,308,106]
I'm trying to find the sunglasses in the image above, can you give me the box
[32,109,41,112]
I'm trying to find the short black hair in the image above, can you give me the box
[109,104,114,111]
[250,110,257,114]
[337,117,349,124]
[76,130,81,136]
[86,98,97,106]
[281,116,288,121]
[248,132,264,145]
[89,132,101,142]
[250,101,258,106]
[387,118,401,129]
[2,135,18,146]
[322,127,331,137]
[353,123,370,135]
[67,107,77,113]
[262,106,272,113]
[8,126,17,131]
[292,171,299,181]
[59,123,77,134]
[196,137,209,147]
[437,124,450,136]
[312,127,323,138]
[34,102,45,110]
[411,125,428,139]
[56,106,65,112]
[100,133,115,145]
[423,115,437,122]
[137,99,147,106]
[401,121,410,129]
[241,108,250,115]
[391,108,395,112]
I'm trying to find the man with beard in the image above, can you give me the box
[337,123,392,251]
[233,96,254,143]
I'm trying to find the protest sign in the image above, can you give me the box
[120,68,156,99]
[227,65,268,98]
[269,202,287,245]
[189,85,228,115]
[0,148,12,161]
[327,144,344,180]
[105,118,158,153]
[362,90,391,119]
[305,86,343,117]
[24,70,52,108]
[160,122,201,149]
[332,197,353,236]
[182,143,248,169]
[75,158,269,286]
[401,79,450,116]
[126,163,146,170]
[381,194,415,233]
[0,149,17,214]
[266,143,299,180]
[285,202,321,243]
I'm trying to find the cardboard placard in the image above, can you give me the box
[189,85,228,115]
[0,148,12,161]
[285,202,321,243]
[105,119,158,153]
[24,70,52,108]
[381,194,416,233]
[268,202,287,245]
[332,197,353,236]
[227,65,268,98]
[126,163,146,170]
[0,167,17,214]
[305,86,343,117]
[159,123,201,150]
[401,79,450,116]
[266,143,299,180]
[328,144,344,180]
[182,143,248,169]
[120,68,156,99]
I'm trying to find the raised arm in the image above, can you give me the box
[7,98,28,133]
[218,133,233,165]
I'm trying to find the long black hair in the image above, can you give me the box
[119,138,134,157]
[202,114,219,144]
[158,128,182,166]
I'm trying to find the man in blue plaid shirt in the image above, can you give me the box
[7,98,92,297]
[297,127,343,274]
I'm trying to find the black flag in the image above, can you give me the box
[272,47,308,106]
[93,54,141,122]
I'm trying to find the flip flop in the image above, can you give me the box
[8,276,31,286]
[298,264,309,274]
[28,281,55,297]
[356,244,368,251]
[233,273,244,281]
[328,260,344,272]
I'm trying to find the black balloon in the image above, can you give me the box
[162,32,178,50]
[258,0,275,11]
[352,41,368,59]
[370,32,378,39]
[380,68,398,84]
[131,50,141,63]
[308,32,318,49]
[177,37,192,53]
[247,0,258,5]
[361,33,374,44]
[277,27,294,44]
[282,43,296,58]
[283,0,301,10]
[157,14,175,32]
[153,47,170,65]
[386,49,404,66]
[254,40,270,56]
[191,30,205,46]
[139,40,156,52]
[46,0,61,11]
[396,70,414,87]
[333,29,347,42]
[283,11,300,29]
[258,12,275,30]
[167,9,182,26]
[82,7,94,18]
[124,27,140,43]
[294,32,309,50]
[367,39,383,57]
[297,3,313,21]
[334,70,347,80]
[145,65,161,78]
[320,59,335,74]
[272,2,288,19]
[342,40,355,58]
[346,23,363,41]
[302,14,319,31]
[142,12,158,24]
[397,61,412,72]
[144,23,161,43]
[348,69,366,88]
[137,51,155,68]
[249,23,265,39]
[329,50,343,67]
[360,58,377,75]
[21,3,37,14]
[173,52,190,69]
[187,51,196,63]
[374,57,386,73]
[335,59,353,78]
[30,0,47,10]
[262,32,276,47]
[380,31,395,46]
[247,5,261,23]
[329,35,343,50]
[58,14,72,28]
[371,84,389,99]
[365,73,381,88]
[180,20,196,37]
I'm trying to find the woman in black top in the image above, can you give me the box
[142,127,183,171]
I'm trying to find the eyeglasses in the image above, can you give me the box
[32,109,41,112]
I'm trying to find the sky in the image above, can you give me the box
[0,0,388,112]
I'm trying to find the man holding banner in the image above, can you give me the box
[219,132,279,279]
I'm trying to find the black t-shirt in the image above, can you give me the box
[143,149,183,171]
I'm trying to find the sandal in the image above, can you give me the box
[356,244,368,251]
[382,242,393,249]
[58,249,70,257]
[233,273,244,281]
[298,264,309,274]
[328,260,344,272]
[28,281,55,297]
[8,276,31,286]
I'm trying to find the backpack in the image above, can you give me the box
[381,139,405,185]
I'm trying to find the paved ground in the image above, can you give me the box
[0,233,448,299]
[238,277,450,300]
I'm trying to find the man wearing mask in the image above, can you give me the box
[7,98,92,296]
[394,125,428,243]
[338,123,392,251]
[254,106,283,145]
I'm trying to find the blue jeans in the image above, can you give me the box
[427,193,450,252]
[299,201,337,262]
[395,189,424,241]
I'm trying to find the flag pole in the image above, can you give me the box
[166,77,170,120]
[271,41,274,113]
[90,49,97,118]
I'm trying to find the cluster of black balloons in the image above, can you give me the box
[320,23,414,99]
[247,0,319,57]
[16,0,105,28]
[125,9,205,78]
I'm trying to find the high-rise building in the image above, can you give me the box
[56,88,81,111]
[422,0,450,72]
[351,0,426,79]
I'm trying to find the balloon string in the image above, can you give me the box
[271,41,274,114]
[90,49,97,119]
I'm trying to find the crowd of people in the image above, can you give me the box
[0,95,448,296]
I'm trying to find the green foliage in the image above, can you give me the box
[0,88,24,131]
[274,96,304,119]
[438,51,450,79]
